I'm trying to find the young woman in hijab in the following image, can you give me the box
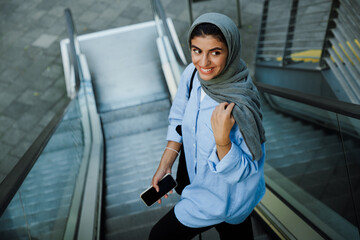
[149,13,266,240]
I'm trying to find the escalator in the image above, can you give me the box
[77,21,181,238]
[0,0,359,239]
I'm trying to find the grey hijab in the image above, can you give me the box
[188,13,266,160]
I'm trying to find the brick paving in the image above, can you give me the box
[0,0,263,183]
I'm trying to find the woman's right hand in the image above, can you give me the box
[151,167,172,204]
[151,141,181,204]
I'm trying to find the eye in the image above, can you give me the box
[211,51,221,56]
[192,48,201,54]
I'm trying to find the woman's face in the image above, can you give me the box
[191,35,228,81]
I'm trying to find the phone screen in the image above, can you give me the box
[140,174,177,206]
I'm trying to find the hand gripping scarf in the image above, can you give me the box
[188,13,266,160]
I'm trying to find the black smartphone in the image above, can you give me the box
[140,174,177,206]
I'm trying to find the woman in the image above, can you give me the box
[149,12,266,240]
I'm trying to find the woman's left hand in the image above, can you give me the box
[211,102,236,146]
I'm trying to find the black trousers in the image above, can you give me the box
[149,207,254,240]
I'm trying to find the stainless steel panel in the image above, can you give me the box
[78,21,168,112]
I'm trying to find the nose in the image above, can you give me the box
[200,53,210,66]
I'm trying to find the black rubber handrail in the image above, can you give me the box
[255,81,360,120]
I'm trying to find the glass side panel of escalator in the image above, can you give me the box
[0,95,85,240]
[262,94,360,239]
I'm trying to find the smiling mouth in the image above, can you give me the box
[200,67,214,74]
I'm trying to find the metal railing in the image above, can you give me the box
[256,81,360,120]
[62,9,104,240]
[256,0,332,66]
[322,0,360,103]
[151,0,187,67]
[187,0,242,28]
[256,0,360,105]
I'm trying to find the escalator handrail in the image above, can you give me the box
[62,9,104,240]
[151,0,188,66]
[65,8,81,92]
[255,81,360,120]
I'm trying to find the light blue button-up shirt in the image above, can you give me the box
[167,64,266,228]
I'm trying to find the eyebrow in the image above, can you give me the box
[191,45,224,51]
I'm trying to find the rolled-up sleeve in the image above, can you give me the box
[167,124,182,143]
[207,141,261,184]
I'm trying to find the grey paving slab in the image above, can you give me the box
[32,34,58,48]
[1,127,26,146]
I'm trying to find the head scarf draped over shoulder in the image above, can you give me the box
[188,13,266,161]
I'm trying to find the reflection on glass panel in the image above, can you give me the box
[0,192,29,239]
[262,94,359,239]
[0,98,84,239]
[338,115,360,232]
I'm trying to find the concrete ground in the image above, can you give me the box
[0,0,264,187]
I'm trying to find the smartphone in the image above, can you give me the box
[140,174,177,206]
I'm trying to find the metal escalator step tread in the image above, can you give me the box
[4,191,74,218]
[106,138,164,163]
[266,143,345,168]
[17,182,74,199]
[20,175,74,194]
[101,97,174,237]
[106,131,165,150]
[269,151,360,191]
[105,161,179,204]
[264,120,316,135]
[102,110,169,139]
[105,139,168,198]
[105,128,167,171]
[1,194,72,221]
[106,159,179,202]
[34,147,82,164]
[266,134,341,157]
[266,154,343,181]
[105,204,174,239]
[286,167,359,220]
[105,194,179,221]
[265,131,326,147]
[0,206,68,231]
[106,147,165,164]
[105,156,161,179]
[262,112,295,123]
[42,130,83,153]
[100,99,170,124]
[106,158,164,178]
[106,176,153,197]
[106,189,147,208]
[54,118,82,134]
[106,166,157,187]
